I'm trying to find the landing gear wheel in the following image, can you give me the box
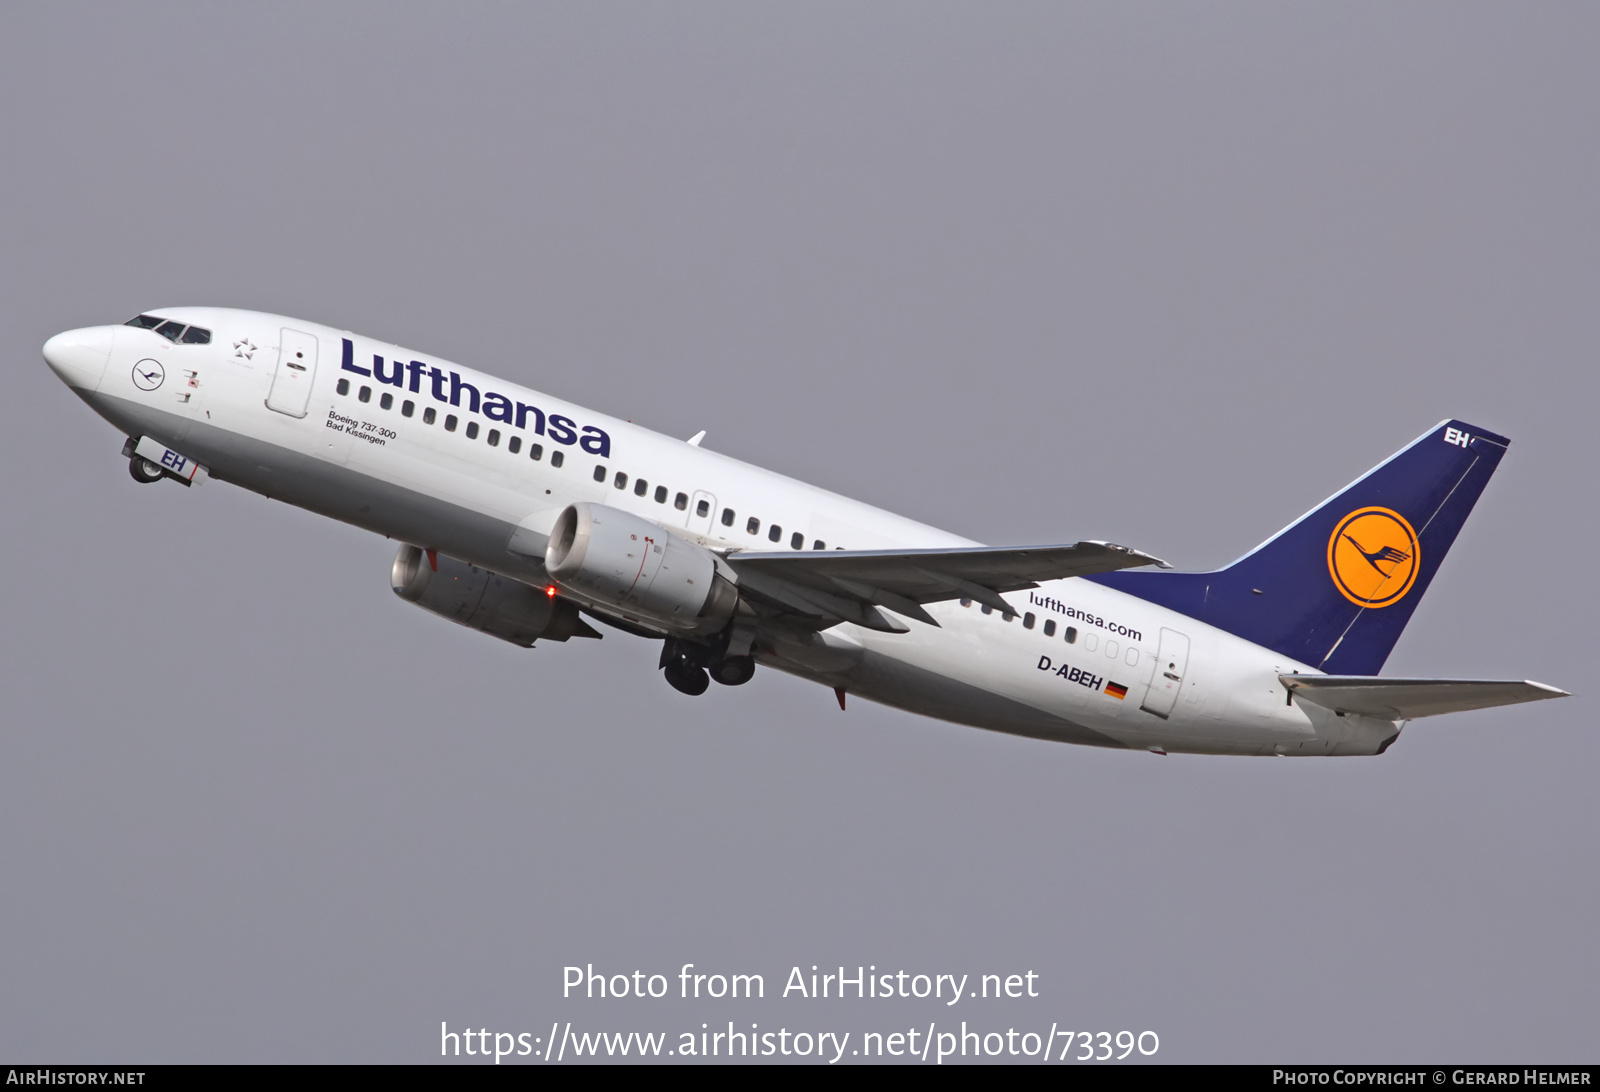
[128,456,165,484]
[710,655,756,686]
[664,660,710,696]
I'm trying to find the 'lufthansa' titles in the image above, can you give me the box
[340,338,610,456]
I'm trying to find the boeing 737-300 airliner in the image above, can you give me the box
[42,308,1567,755]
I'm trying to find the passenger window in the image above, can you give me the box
[1106,640,1119,658]
[358,386,371,403]
[746,517,760,534]
[445,415,458,432]
[1044,619,1056,637]
[593,465,606,482]
[423,407,437,425]
[336,378,350,396]
[155,321,186,342]
[487,429,500,447]
[674,492,688,511]
[768,524,782,542]
[508,436,521,454]
[529,443,542,461]
[1002,611,1013,622]
[1024,612,1035,629]
[790,532,803,550]
[696,499,710,518]
[1064,626,1077,644]
[1125,647,1139,666]
[960,598,972,607]
[550,450,564,467]
[721,508,735,526]
[380,392,393,410]
[1084,632,1098,651]
[466,421,479,439]
[125,314,164,329]
[180,326,211,344]
[634,479,648,496]
[402,400,414,417]
[981,605,993,615]
[614,471,627,489]
[655,486,668,504]
[813,540,825,550]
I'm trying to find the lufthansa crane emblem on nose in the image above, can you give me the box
[132,359,165,391]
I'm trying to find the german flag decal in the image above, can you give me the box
[1105,682,1129,700]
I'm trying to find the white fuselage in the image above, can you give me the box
[49,307,1398,756]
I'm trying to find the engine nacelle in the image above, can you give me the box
[391,544,591,646]
[545,503,738,635]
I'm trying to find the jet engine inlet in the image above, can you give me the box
[545,503,738,635]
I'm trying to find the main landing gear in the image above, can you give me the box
[664,657,710,696]
[660,637,756,696]
[710,654,756,687]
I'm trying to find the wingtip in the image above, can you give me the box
[1525,680,1571,699]
[1091,541,1170,569]
[1129,548,1172,570]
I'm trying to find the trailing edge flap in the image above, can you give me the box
[728,542,1166,629]
[1280,675,1569,720]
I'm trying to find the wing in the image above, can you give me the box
[726,542,1167,632]
[1280,675,1570,720]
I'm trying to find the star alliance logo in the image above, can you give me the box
[233,338,256,360]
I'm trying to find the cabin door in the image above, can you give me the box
[266,328,319,417]
[687,490,716,536]
[1140,628,1191,719]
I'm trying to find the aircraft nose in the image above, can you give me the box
[43,326,114,392]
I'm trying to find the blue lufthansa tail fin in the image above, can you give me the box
[1089,421,1509,675]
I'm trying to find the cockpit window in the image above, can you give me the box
[124,315,212,344]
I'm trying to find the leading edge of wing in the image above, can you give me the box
[1280,675,1570,720]
[726,541,1167,629]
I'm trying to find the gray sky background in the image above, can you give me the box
[2,2,1595,1063]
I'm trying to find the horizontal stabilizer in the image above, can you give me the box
[728,541,1165,629]
[1280,674,1569,720]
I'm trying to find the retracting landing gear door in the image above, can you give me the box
[266,328,319,417]
[1140,627,1191,719]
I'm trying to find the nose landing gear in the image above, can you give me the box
[128,455,166,484]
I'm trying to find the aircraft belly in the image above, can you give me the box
[768,645,1131,749]
[827,604,1348,754]
[82,391,548,585]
